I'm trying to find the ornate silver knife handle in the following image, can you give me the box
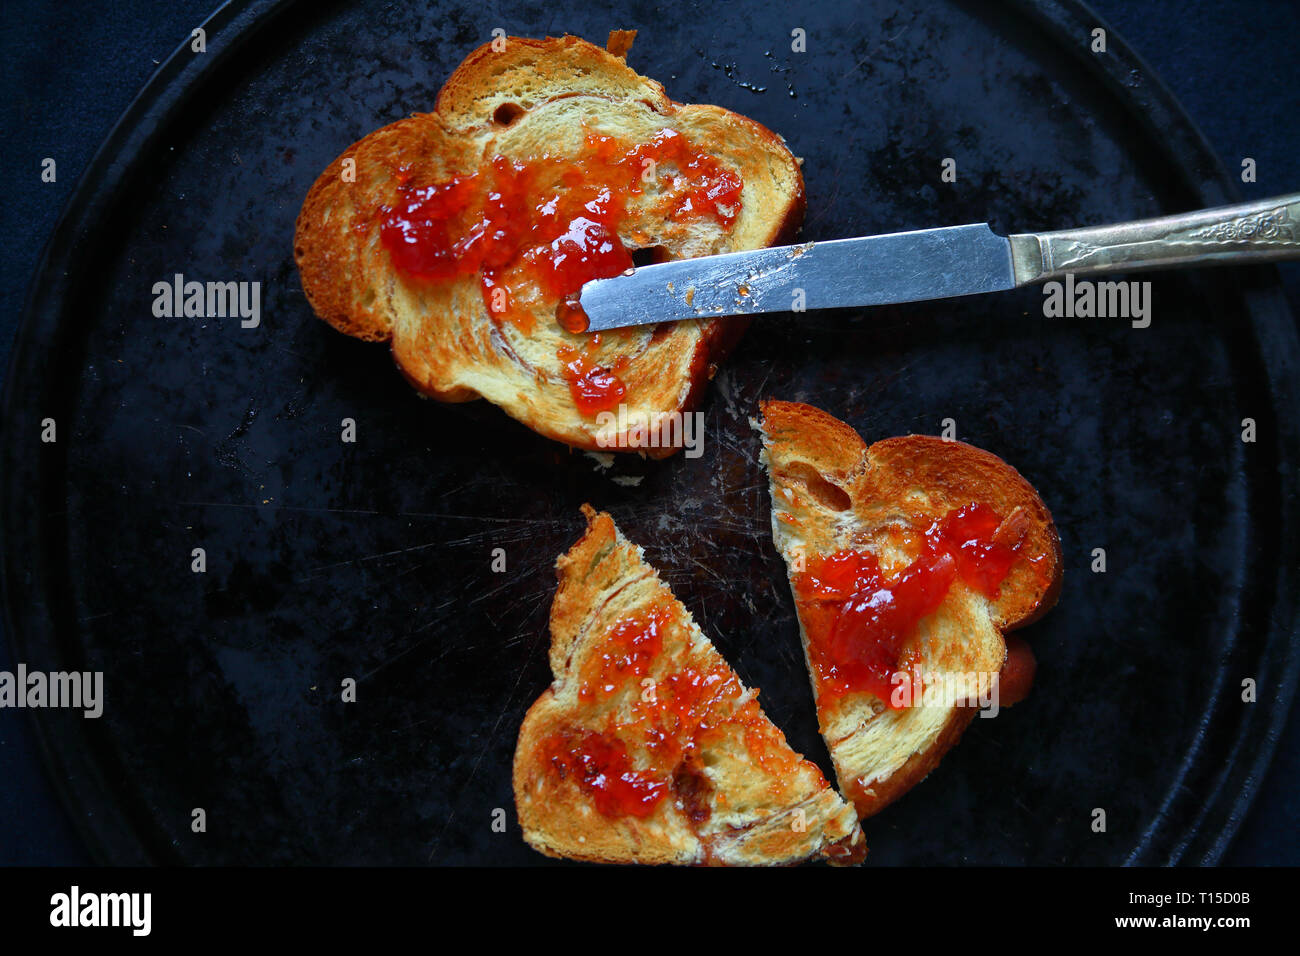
[1008,192,1300,285]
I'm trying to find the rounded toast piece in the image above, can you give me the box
[294,34,805,456]
[757,400,1063,818]
[513,505,865,865]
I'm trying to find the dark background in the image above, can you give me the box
[1,0,1296,865]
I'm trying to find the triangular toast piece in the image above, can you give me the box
[757,400,1062,818]
[294,33,804,457]
[514,506,865,865]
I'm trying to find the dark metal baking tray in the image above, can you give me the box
[4,0,1297,864]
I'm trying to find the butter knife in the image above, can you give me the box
[570,192,1300,332]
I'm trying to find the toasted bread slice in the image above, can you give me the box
[757,400,1062,818]
[514,505,865,865]
[294,33,804,457]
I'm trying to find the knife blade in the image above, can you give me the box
[575,224,1013,332]
[570,192,1300,332]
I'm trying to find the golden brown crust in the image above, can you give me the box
[757,399,1063,819]
[294,115,452,343]
[433,35,669,129]
[513,505,865,865]
[843,706,980,815]
[605,29,638,59]
[294,35,805,456]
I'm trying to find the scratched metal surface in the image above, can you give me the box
[4,0,1297,865]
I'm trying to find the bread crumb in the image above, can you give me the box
[607,29,637,58]
[612,475,643,487]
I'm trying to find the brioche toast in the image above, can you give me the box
[294,33,804,457]
[513,505,865,865]
[757,400,1062,818]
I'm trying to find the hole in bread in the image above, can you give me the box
[631,245,668,267]
[492,102,525,126]
[783,461,852,512]
[649,322,675,345]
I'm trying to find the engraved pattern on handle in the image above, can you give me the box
[1009,193,1300,285]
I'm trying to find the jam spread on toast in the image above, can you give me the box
[379,128,742,415]
[545,598,811,822]
[794,503,1026,709]
[556,335,629,417]
[542,728,668,818]
[578,600,673,702]
[555,297,592,334]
